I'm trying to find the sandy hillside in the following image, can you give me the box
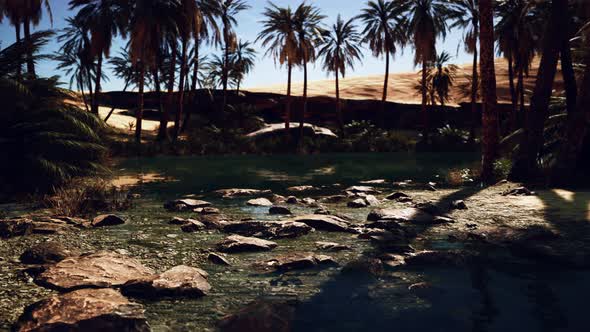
[248,58,563,106]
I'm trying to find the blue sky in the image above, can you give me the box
[0,0,472,91]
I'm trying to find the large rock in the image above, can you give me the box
[20,242,79,265]
[218,300,296,332]
[181,220,206,233]
[0,218,34,238]
[198,214,232,229]
[92,214,126,227]
[223,220,312,239]
[367,207,441,224]
[386,192,413,202]
[214,188,272,199]
[262,253,337,272]
[289,214,354,233]
[246,123,338,140]
[247,198,273,207]
[164,199,212,211]
[318,195,347,203]
[13,289,149,332]
[208,252,231,266]
[347,198,368,208]
[35,251,155,291]
[123,265,211,298]
[216,235,278,253]
[344,186,381,195]
[269,206,292,215]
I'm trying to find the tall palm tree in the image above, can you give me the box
[257,2,299,140]
[2,0,26,80]
[318,15,363,136]
[428,51,458,112]
[69,0,129,115]
[449,0,479,141]
[357,0,408,126]
[231,40,256,94]
[479,0,498,182]
[190,0,220,93]
[219,0,250,111]
[406,0,450,141]
[293,3,326,148]
[22,0,52,78]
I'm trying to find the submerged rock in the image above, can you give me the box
[35,251,155,291]
[223,220,312,239]
[247,198,274,207]
[165,199,211,211]
[123,265,211,298]
[216,235,278,253]
[218,300,296,332]
[289,214,354,233]
[198,214,232,229]
[214,188,272,199]
[315,241,352,252]
[269,206,292,215]
[92,214,126,227]
[181,220,206,233]
[208,252,231,266]
[20,242,78,265]
[0,218,34,238]
[14,289,149,332]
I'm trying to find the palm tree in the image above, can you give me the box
[257,2,299,140]
[219,0,250,111]
[318,15,363,136]
[293,3,326,148]
[231,40,256,94]
[449,0,479,141]
[357,0,408,126]
[2,0,26,80]
[479,0,498,182]
[190,0,220,93]
[428,51,458,112]
[406,0,450,141]
[21,0,52,78]
[69,0,128,115]
[104,47,138,123]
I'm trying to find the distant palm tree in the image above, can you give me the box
[318,15,363,136]
[219,0,250,110]
[104,47,138,123]
[21,0,53,78]
[357,0,408,125]
[448,0,479,141]
[231,40,256,94]
[428,52,458,112]
[293,3,326,148]
[257,2,299,140]
[406,0,450,140]
[69,0,127,115]
[2,0,27,80]
[190,0,220,93]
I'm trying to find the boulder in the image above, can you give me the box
[216,235,278,253]
[301,197,319,206]
[164,199,211,211]
[347,198,368,208]
[365,195,380,206]
[386,192,412,202]
[247,198,273,207]
[214,188,272,199]
[315,241,352,252]
[263,253,337,272]
[208,253,231,266]
[344,186,381,195]
[169,217,190,225]
[123,265,210,298]
[223,220,312,239]
[20,242,79,265]
[0,218,34,238]
[286,185,317,192]
[450,200,468,210]
[269,206,292,215]
[289,214,354,233]
[218,300,296,332]
[181,220,206,233]
[198,214,231,229]
[35,251,155,291]
[92,214,126,227]
[13,289,149,332]
[318,195,347,203]
[404,250,482,268]
[286,196,299,204]
[367,207,438,224]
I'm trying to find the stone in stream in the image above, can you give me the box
[347,198,368,208]
[386,192,413,202]
[301,197,319,207]
[123,265,211,298]
[13,289,150,332]
[367,207,452,225]
[286,185,318,192]
[169,217,190,225]
[31,222,78,235]
[404,250,483,268]
[315,241,352,252]
[218,300,296,332]
[269,194,287,204]
[0,218,34,238]
[314,207,331,215]
[342,258,384,277]
[365,195,380,206]
[181,220,206,233]
[214,188,272,199]
[164,198,212,211]
[344,186,381,195]
[35,251,155,291]
[20,242,79,265]
[262,253,338,272]
[223,220,312,239]
[268,206,292,215]
[286,196,299,204]
[198,214,231,229]
[247,198,274,207]
[359,179,388,185]
[216,235,278,253]
[289,214,355,233]
[318,195,347,203]
[91,214,126,227]
[37,216,92,229]
[194,207,221,215]
[208,252,231,266]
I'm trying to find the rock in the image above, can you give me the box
[450,200,468,210]
[198,214,231,229]
[408,282,444,298]
[405,250,481,267]
[165,199,212,211]
[269,206,292,215]
[314,207,331,215]
[386,192,412,202]
[92,214,126,227]
[269,194,287,204]
[195,207,221,215]
[0,218,34,238]
[315,241,352,252]
[367,207,436,224]
[344,186,381,194]
[363,229,412,253]
[365,195,380,206]
[247,198,274,207]
[246,122,338,140]
[31,222,77,235]
[414,202,441,215]
[169,217,190,225]
[301,197,319,206]
[342,258,384,277]
[347,198,368,208]
[502,186,535,196]
[286,196,299,204]
[20,242,78,265]
[365,219,405,231]
[216,235,278,253]
[318,195,347,203]
[290,214,354,233]
[208,253,231,266]
[379,253,406,268]
[13,289,149,332]
[214,188,272,199]
[181,220,206,233]
[468,225,559,246]
[218,300,296,332]
[37,216,91,228]
[35,251,155,291]
[262,253,337,272]
[359,179,388,184]
[426,184,437,191]
[286,185,317,192]
[123,265,210,298]
[223,220,312,239]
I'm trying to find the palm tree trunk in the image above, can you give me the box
[517,66,525,115]
[23,18,35,78]
[508,52,518,131]
[135,64,145,144]
[104,82,129,123]
[380,52,390,127]
[86,67,94,111]
[222,23,229,111]
[236,80,241,95]
[15,23,22,81]
[561,38,577,116]
[479,0,499,183]
[285,62,293,142]
[153,68,162,113]
[421,59,429,141]
[92,53,103,115]
[174,38,188,141]
[298,60,309,151]
[469,45,478,142]
[158,42,177,142]
[510,0,568,181]
[335,67,344,137]
[79,74,90,113]
[183,38,200,134]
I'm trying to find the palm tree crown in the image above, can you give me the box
[319,15,363,79]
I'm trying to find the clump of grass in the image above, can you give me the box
[446,167,481,186]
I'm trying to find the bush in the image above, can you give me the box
[423,125,475,152]
[493,158,512,180]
